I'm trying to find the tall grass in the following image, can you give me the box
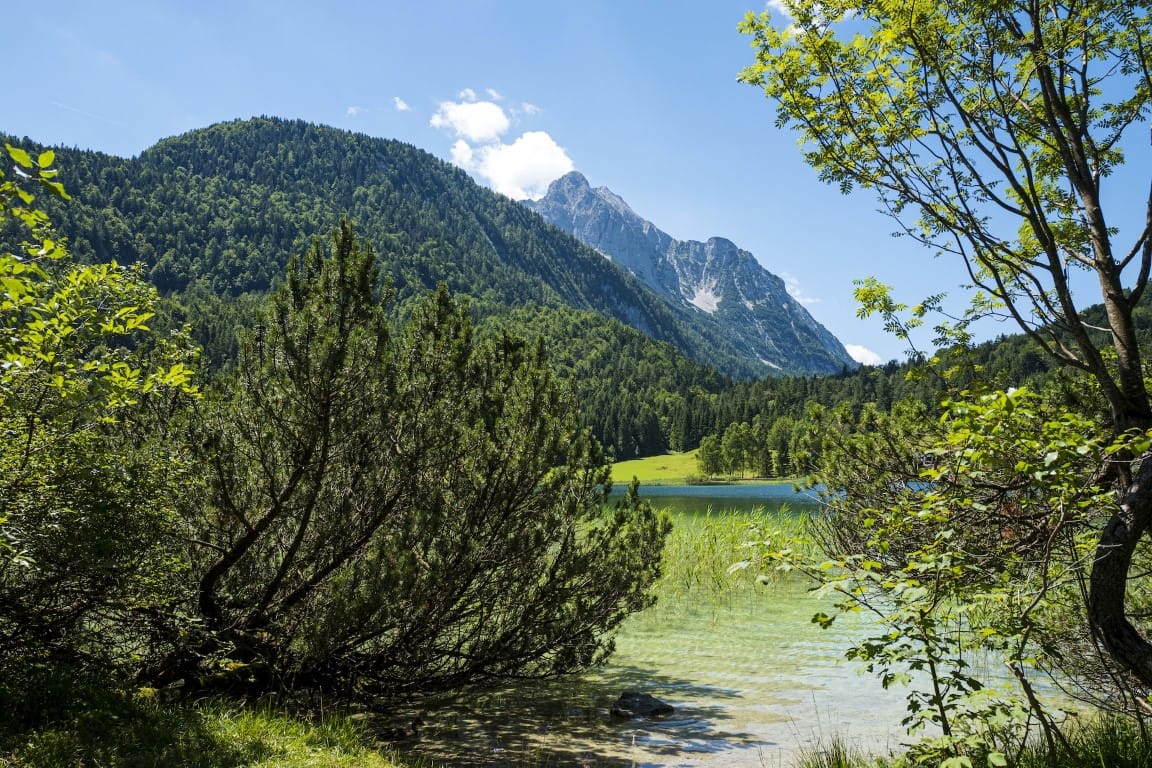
[1012,716,1152,768]
[783,717,1152,768]
[789,737,892,768]
[654,505,814,602]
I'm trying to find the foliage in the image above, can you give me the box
[741,0,1152,758]
[761,387,1149,764]
[696,434,724,478]
[483,302,730,458]
[0,144,197,680]
[155,222,670,698]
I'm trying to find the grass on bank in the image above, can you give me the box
[0,677,407,768]
[791,716,1152,768]
[656,505,811,600]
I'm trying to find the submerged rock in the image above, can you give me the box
[611,690,674,719]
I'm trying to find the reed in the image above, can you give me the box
[654,505,814,602]
[788,737,892,768]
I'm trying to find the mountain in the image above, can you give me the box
[6,117,867,455]
[525,171,856,375]
[28,117,835,380]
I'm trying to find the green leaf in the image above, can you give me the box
[6,144,33,169]
[37,150,56,168]
[812,611,835,628]
[39,178,70,200]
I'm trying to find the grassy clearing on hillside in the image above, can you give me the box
[611,450,798,486]
[610,450,700,484]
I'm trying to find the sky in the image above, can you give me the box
[6,1,1144,365]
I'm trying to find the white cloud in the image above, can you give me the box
[346,105,364,116]
[393,97,411,112]
[485,88,502,101]
[845,344,883,366]
[468,131,575,200]
[450,139,474,168]
[430,99,511,143]
[766,0,792,16]
[520,102,541,116]
[433,90,575,199]
[781,272,818,305]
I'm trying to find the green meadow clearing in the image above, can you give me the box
[610,450,700,485]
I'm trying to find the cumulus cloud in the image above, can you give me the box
[766,0,792,16]
[450,139,474,168]
[431,89,575,200]
[393,97,411,112]
[430,99,511,143]
[485,88,502,100]
[346,105,364,116]
[781,273,819,305]
[463,131,575,200]
[845,344,883,366]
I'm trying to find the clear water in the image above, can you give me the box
[395,484,911,767]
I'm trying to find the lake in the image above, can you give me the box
[393,483,910,767]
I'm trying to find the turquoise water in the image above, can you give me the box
[398,484,910,767]
[589,484,907,766]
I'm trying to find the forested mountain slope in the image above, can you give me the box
[20,117,833,381]
[2,118,740,455]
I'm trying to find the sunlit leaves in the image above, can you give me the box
[0,145,199,674]
[740,0,1152,370]
[754,379,1127,762]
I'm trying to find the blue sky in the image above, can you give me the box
[9,1,1135,365]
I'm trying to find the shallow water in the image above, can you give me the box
[394,485,911,767]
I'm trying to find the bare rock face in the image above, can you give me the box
[525,172,856,376]
[610,690,675,719]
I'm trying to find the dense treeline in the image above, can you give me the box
[693,330,1105,478]
[701,286,1152,479]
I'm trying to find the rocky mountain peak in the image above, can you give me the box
[525,175,856,375]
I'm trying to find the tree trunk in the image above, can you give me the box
[1088,450,1152,686]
